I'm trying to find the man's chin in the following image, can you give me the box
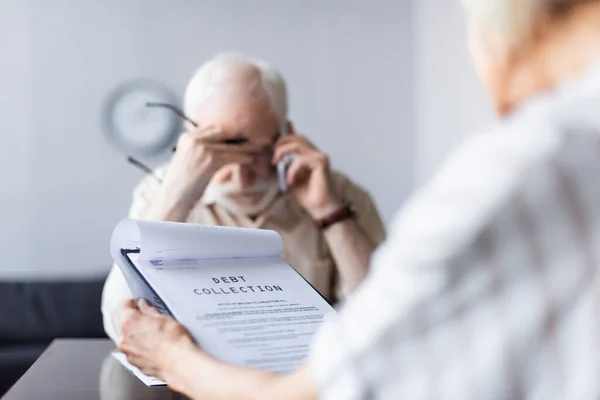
[207,182,281,217]
[220,202,267,217]
[212,197,259,216]
[227,193,264,206]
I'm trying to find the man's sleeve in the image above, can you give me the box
[101,174,159,342]
[330,175,387,301]
[340,178,386,246]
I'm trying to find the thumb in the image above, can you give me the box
[138,298,161,317]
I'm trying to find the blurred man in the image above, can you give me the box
[102,54,386,341]
[118,0,600,399]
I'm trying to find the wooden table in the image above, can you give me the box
[3,339,186,400]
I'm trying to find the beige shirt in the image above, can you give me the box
[102,165,386,341]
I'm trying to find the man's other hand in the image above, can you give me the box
[272,130,343,220]
[148,128,261,221]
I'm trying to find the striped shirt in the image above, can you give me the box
[309,63,600,399]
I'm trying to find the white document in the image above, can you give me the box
[112,352,166,386]
[111,219,334,376]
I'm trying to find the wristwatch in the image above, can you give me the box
[314,201,356,231]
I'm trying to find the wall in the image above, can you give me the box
[0,0,414,279]
[413,0,494,185]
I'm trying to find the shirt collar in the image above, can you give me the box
[202,192,305,230]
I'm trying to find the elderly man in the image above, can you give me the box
[102,54,386,341]
[118,0,600,398]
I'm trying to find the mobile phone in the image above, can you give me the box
[276,122,294,192]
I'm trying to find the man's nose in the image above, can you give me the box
[233,164,255,189]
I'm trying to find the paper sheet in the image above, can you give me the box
[126,252,332,374]
[110,219,335,375]
[112,352,167,387]
[111,219,284,265]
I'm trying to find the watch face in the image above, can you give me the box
[102,80,181,157]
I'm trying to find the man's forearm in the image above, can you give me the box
[323,218,376,294]
[145,192,194,222]
[164,343,316,400]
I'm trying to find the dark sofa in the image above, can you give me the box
[0,278,108,395]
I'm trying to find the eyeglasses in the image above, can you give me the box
[146,102,198,127]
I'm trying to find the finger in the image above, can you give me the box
[272,141,313,164]
[116,338,128,353]
[275,134,314,148]
[118,338,147,359]
[123,298,138,310]
[138,299,162,317]
[201,141,267,154]
[191,127,255,145]
[286,153,326,186]
[288,164,310,187]
[210,150,255,167]
[175,132,192,149]
[139,366,162,379]
[120,306,141,331]
[187,126,224,140]
[179,128,240,149]
[125,354,156,373]
[120,308,156,337]
[177,130,214,147]
[153,371,167,382]
[118,341,140,357]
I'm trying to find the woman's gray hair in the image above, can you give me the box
[184,53,288,126]
[461,0,586,43]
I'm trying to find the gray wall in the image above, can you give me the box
[413,0,494,184]
[0,0,414,279]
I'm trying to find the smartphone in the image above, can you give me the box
[276,122,294,192]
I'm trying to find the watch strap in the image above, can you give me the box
[314,203,356,230]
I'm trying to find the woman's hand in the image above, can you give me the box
[118,299,195,380]
[118,299,317,400]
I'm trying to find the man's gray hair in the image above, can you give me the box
[184,53,288,126]
[461,0,584,43]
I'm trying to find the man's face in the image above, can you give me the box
[193,87,281,215]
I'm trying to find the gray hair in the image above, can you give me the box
[184,53,288,126]
[461,0,586,43]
